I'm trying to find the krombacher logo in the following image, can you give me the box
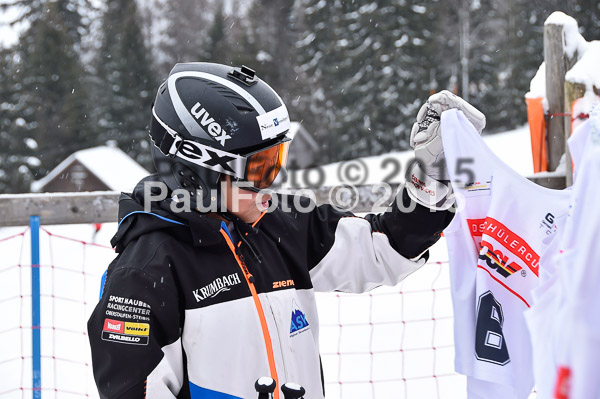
[192,273,242,302]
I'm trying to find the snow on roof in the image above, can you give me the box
[288,121,302,139]
[566,41,600,91]
[31,146,150,192]
[289,121,319,150]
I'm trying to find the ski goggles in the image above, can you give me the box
[150,109,290,190]
[242,140,290,190]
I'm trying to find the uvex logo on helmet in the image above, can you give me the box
[189,102,232,146]
[176,139,246,178]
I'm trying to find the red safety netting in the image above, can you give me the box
[0,225,462,399]
[0,224,115,399]
[317,258,464,399]
[0,229,31,398]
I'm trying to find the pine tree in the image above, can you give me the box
[244,0,297,99]
[462,0,512,131]
[205,2,228,63]
[487,0,544,131]
[95,0,157,169]
[432,0,544,133]
[294,0,348,162]
[535,0,600,41]
[0,49,31,193]
[152,0,248,75]
[295,0,439,162]
[0,0,91,192]
[379,0,443,150]
[153,0,213,75]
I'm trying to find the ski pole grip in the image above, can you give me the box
[255,376,277,399]
[281,382,305,399]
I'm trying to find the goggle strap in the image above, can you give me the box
[150,108,180,157]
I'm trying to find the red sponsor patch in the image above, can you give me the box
[554,366,571,399]
[467,218,486,238]
[468,217,540,277]
[103,318,125,333]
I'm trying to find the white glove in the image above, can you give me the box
[409,90,486,181]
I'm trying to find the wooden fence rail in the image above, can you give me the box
[0,174,567,227]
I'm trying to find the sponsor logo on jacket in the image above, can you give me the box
[465,180,491,193]
[290,303,310,337]
[101,318,150,345]
[192,273,242,302]
[539,212,557,236]
[124,322,150,336]
[102,332,147,345]
[554,366,572,399]
[103,318,124,333]
[468,217,540,277]
[273,279,295,289]
[479,240,523,278]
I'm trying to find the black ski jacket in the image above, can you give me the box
[88,175,453,399]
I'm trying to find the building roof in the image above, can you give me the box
[289,122,319,151]
[31,145,149,192]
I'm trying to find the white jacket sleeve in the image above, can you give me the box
[302,187,452,293]
[309,216,426,293]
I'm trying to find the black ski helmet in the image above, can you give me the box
[149,62,291,210]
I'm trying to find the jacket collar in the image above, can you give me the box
[111,175,232,252]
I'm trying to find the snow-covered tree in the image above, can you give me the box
[94,0,156,169]
[0,0,91,192]
[295,0,439,162]
[0,49,32,192]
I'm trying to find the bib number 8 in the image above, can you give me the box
[475,291,510,365]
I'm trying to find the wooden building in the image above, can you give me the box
[31,146,149,193]
[287,122,319,169]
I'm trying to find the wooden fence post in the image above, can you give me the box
[544,22,578,183]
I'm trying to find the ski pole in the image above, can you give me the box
[255,376,277,399]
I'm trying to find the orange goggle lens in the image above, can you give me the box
[245,141,290,189]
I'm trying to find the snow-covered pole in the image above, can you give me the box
[544,14,579,181]
[543,22,566,174]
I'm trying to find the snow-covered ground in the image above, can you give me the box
[0,125,535,398]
